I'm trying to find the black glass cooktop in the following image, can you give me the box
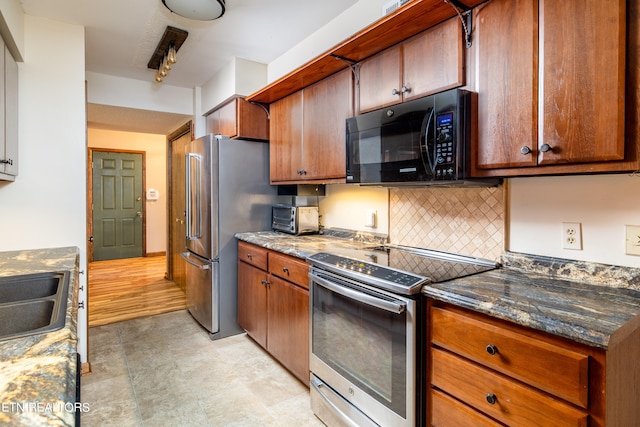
[308,245,497,295]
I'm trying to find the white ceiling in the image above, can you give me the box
[20,0,360,134]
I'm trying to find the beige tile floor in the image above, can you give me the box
[81,310,325,426]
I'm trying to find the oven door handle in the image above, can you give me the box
[312,274,406,314]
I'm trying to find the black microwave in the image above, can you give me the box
[346,88,500,187]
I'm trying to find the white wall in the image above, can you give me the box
[0,16,88,361]
[320,184,389,235]
[200,57,267,115]
[87,129,167,255]
[509,174,640,268]
[267,0,387,82]
[86,71,193,115]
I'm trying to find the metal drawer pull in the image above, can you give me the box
[486,393,497,405]
[283,267,289,274]
[247,253,253,260]
[486,344,498,355]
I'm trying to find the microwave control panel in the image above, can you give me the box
[434,112,456,180]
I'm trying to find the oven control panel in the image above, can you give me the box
[309,252,426,288]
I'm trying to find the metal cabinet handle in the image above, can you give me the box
[540,143,552,152]
[520,146,532,155]
[486,393,497,405]
[0,159,13,165]
[486,344,498,355]
[283,267,289,274]
[247,253,253,260]
[401,85,411,94]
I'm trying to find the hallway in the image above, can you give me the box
[88,255,186,327]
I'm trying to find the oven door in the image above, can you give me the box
[309,268,416,427]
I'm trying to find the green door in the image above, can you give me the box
[92,151,144,261]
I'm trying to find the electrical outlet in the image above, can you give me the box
[562,222,582,250]
[625,225,640,256]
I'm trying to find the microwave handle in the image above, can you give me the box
[420,107,436,173]
[311,273,406,314]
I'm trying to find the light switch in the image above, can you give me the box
[365,210,377,228]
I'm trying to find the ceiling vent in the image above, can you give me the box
[382,0,411,16]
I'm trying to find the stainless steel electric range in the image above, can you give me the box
[307,245,497,427]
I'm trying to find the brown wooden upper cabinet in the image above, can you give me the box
[206,97,269,140]
[473,0,627,176]
[269,68,353,184]
[358,17,464,113]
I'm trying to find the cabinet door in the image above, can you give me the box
[237,260,268,348]
[216,99,238,138]
[270,91,303,182]
[267,276,309,383]
[475,0,538,170]
[237,98,269,140]
[358,45,402,112]
[403,17,464,102]
[3,45,17,176]
[302,68,352,181]
[539,0,625,165]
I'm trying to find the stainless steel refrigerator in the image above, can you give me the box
[180,134,276,339]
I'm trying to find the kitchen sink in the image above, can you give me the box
[0,271,69,341]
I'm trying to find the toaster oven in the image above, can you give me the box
[272,205,319,235]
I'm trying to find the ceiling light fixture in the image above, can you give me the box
[162,0,226,21]
[147,26,188,83]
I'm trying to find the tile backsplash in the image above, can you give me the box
[389,185,505,261]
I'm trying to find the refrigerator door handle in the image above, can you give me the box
[185,153,202,240]
[180,251,211,270]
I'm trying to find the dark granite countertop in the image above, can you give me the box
[235,229,386,259]
[237,231,640,351]
[0,247,80,426]
[424,252,640,350]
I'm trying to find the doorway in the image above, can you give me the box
[89,149,145,261]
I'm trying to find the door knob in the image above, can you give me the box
[136,211,143,218]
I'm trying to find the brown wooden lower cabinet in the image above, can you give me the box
[427,301,631,426]
[237,241,309,383]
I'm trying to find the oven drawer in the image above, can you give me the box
[238,241,268,270]
[431,306,589,408]
[431,348,588,427]
[269,252,309,289]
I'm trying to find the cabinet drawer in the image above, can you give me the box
[432,349,588,427]
[431,306,588,408]
[431,389,501,427]
[237,241,268,270]
[269,252,309,289]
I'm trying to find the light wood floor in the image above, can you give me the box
[88,255,186,327]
